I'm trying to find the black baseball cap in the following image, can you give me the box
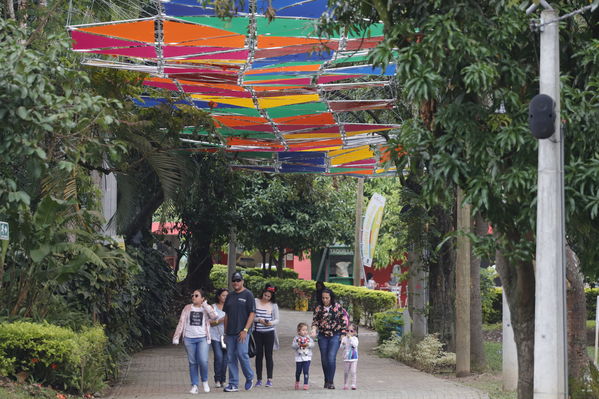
[231,272,243,281]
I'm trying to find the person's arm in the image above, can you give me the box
[239,312,255,342]
[310,309,319,337]
[204,302,218,320]
[172,306,188,344]
[291,337,299,349]
[223,314,228,333]
[269,304,280,326]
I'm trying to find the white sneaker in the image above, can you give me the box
[202,382,210,393]
[190,385,199,394]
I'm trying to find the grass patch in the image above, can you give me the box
[483,323,502,332]
[588,320,596,329]
[485,341,503,373]
[0,382,75,399]
[462,377,517,399]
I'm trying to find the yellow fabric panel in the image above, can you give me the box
[329,147,374,165]
[257,94,319,108]
[190,95,255,108]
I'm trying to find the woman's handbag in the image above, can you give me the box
[248,333,256,358]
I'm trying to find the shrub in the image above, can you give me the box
[210,265,397,326]
[373,310,405,343]
[376,333,456,373]
[0,321,107,393]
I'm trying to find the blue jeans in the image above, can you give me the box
[183,337,209,386]
[225,334,254,386]
[318,333,341,384]
[210,339,228,383]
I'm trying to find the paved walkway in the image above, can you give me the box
[107,310,487,399]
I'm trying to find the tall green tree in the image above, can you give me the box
[319,1,598,396]
[236,174,355,277]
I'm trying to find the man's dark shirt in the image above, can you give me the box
[223,288,255,335]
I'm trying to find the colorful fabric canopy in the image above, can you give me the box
[68,0,399,176]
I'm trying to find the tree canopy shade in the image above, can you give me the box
[317,0,598,397]
[66,0,401,176]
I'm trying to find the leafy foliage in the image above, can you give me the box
[0,322,107,393]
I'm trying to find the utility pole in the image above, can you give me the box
[353,178,364,286]
[530,5,567,399]
[503,292,518,391]
[455,187,471,376]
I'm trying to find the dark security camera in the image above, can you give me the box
[529,94,556,139]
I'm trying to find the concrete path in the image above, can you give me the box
[107,310,487,399]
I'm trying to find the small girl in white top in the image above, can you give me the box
[341,323,359,390]
[291,322,314,390]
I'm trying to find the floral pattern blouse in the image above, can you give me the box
[311,303,348,337]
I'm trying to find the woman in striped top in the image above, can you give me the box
[253,284,280,387]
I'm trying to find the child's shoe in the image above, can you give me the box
[343,385,349,390]
[303,384,309,390]
[351,385,357,390]
[294,382,300,390]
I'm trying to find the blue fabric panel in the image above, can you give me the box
[278,152,326,164]
[279,164,326,173]
[134,97,193,107]
[253,52,331,67]
[163,0,249,16]
[255,0,328,18]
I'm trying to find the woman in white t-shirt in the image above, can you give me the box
[173,289,218,394]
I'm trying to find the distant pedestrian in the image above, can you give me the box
[365,273,377,290]
[223,272,255,392]
[311,288,348,389]
[292,322,314,390]
[210,288,229,388]
[173,289,219,394]
[253,284,280,388]
[341,324,359,390]
[310,281,325,310]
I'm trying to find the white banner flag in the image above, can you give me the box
[361,193,386,268]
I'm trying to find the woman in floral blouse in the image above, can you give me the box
[310,288,348,389]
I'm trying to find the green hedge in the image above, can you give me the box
[485,287,599,324]
[0,321,107,393]
[210,265,397,326]
[373,310,405,343]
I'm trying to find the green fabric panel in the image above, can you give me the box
[346,24,384,39]
[180,127,211,135]
[266,102,328,118]
[255,17,320,38]
[332,54,370,64]
[218,128,277,139]
[178,16,249,35]
[211,108,263,117]
[233,152,275,159]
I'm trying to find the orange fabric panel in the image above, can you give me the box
[163,21,238,44]
[253,85,302,91]
[274,113,335,125]
[257,36,331,49]
[227,138,282,148]
[78,20,155,43]
[174,35,246,48]
[213,115,268,127]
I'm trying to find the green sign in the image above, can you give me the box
[0,222,8,240]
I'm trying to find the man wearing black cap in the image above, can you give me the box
[223,272,255,392]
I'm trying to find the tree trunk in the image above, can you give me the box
[408,249,427,341]
[277,247,284,277]
[428,206,456,350]
[495,245,535,399]
[565,244,587,381]
[470,213,487,370]
[5,0,15,19]
[186,233,213,292]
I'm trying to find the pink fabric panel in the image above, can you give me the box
[183,50,249,60]
[181,86,252,97]
[71,30,145,49]
[89,46,157,58]
[163,46,236,58]
[316,75,360,84]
